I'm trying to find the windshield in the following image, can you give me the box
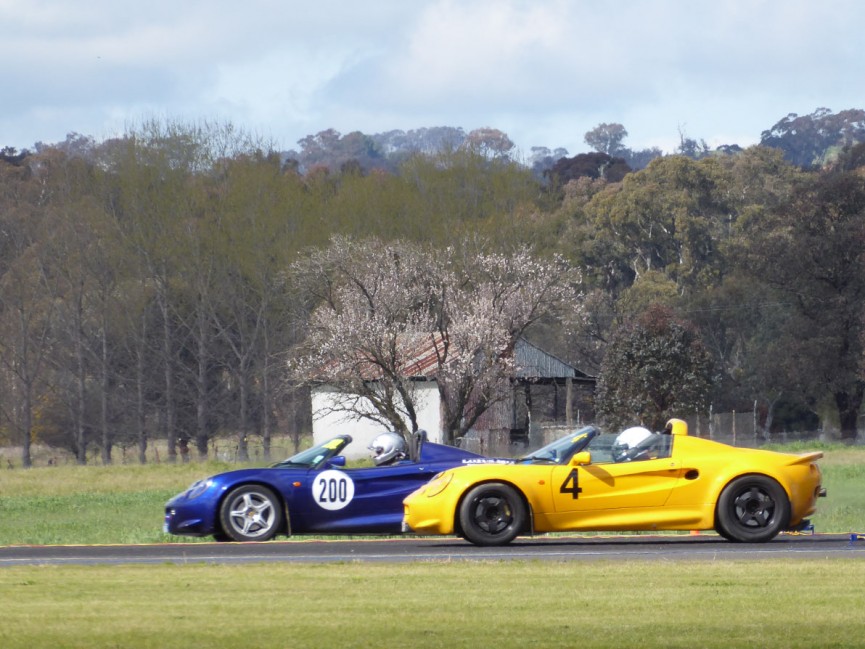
[521,426,599,464]
[271,436,351,469]
[585,431,673,464]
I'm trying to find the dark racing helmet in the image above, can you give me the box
[368,432,407,466]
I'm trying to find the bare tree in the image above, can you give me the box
[0,250,55,468]
[0,154,58,467]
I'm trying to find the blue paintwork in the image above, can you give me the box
[164,434,488,540]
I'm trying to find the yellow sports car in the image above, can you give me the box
[402,419,826,546]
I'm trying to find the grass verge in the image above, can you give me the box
[1,559,864,649]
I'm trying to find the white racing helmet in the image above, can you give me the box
[368,432,407,466]
[611,426,653,462]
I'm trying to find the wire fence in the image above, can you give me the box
[682,412,844,448]
[0,434,312,469]
[464,411,841,457]
[0,412,854,470]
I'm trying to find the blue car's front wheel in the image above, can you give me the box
[219,485,284,542]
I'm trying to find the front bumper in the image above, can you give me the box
[164,507,211,536]
[163,495,219,537]
[401,496,455,536]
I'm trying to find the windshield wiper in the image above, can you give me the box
[522,455,556,463]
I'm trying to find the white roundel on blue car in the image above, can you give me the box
[312,470,355,510]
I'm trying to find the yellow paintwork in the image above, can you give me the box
[403,419,824,539]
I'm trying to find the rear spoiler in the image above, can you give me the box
[787,451,823,465]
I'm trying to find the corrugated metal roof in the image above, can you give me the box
[403,334,591,380]
[513,338,592,380]
[316,333,592,382]
[398,331,446,378]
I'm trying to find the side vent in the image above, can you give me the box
[684,469,699,480]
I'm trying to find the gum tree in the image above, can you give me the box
[597,305,714,431]
[736,166,865,440]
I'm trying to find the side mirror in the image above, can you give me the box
[571,451,592,466]
[327,455,346,468]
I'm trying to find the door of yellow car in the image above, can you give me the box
[550,456,682,513]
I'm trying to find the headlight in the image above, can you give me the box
[185,479,212,500]
[424,472,453,497]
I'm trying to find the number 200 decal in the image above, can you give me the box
[312,470,355,511]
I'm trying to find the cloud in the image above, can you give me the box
[1,0,863,154]
[330,1,649,113]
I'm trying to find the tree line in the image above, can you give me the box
[1,114,864,467]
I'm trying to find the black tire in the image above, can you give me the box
[714,525,735,541]
[715,475,790,543]
[218,485,284,542]
[458,482,526,547]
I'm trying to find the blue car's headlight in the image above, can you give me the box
[185,479,213,500]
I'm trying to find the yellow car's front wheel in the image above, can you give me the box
[458,482,526,546]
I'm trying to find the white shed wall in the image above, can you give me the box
[311,382,443,458]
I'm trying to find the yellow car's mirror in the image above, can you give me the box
[571,451,592,466]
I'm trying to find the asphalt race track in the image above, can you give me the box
[2,533,863,567]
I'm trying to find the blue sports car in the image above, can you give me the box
[164,431,489,542]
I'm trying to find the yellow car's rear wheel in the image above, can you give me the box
[458,482,526,546]
[715,475,790,543]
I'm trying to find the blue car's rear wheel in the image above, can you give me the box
[219,485,284,542]
[458,482,526,546]
[715,475,790,543]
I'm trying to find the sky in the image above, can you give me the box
[2,0,863,158]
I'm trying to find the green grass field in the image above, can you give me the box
[1,445,864,648]
[2,560,864,648]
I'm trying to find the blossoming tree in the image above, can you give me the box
[291,236,583,444]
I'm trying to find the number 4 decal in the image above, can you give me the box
[559,468,581,499]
